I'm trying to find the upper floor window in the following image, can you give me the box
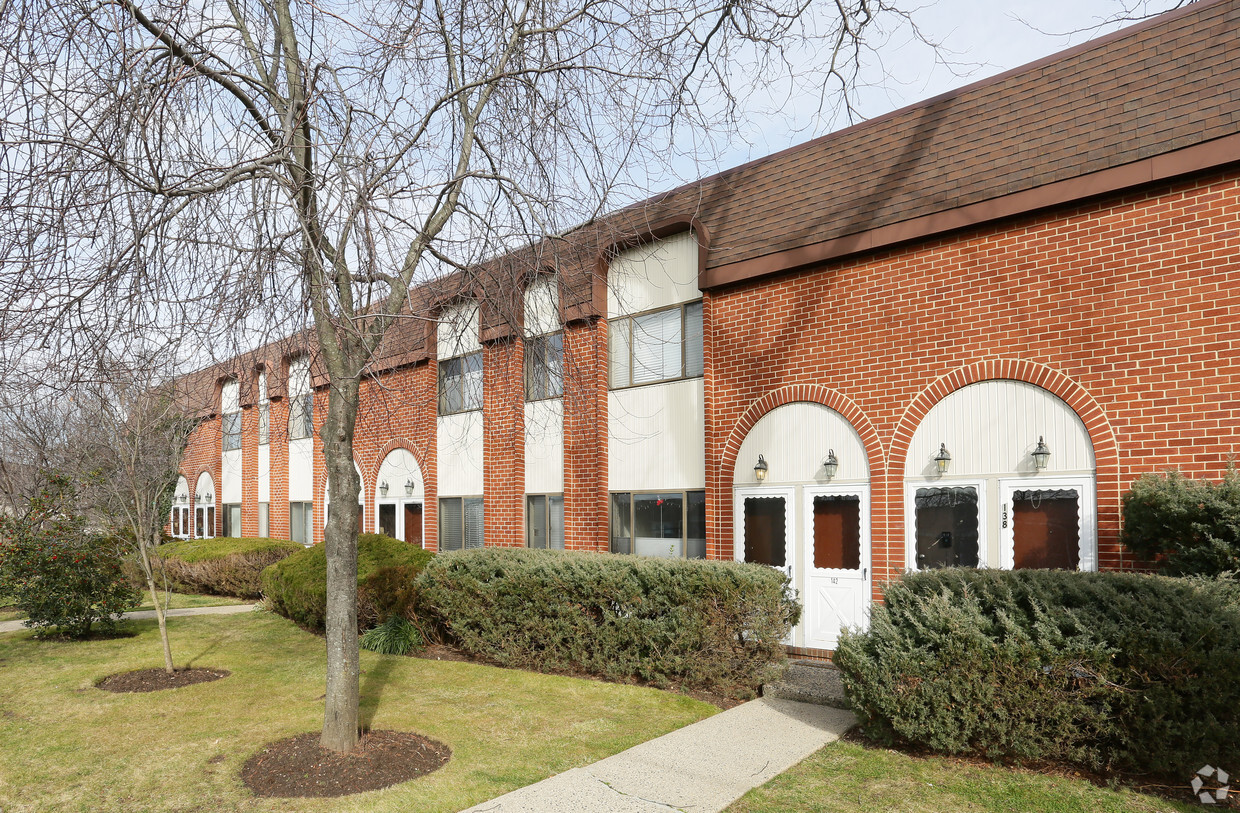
[609,301,703,389]
[257,371,270,445]
[438,352,483,414]
[288,357,313,440]
[437,303,483,416]
[221,380,241,452]
[525,333,563,401]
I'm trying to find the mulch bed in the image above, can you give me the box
[241,730,451,798]
[96,667,230,693]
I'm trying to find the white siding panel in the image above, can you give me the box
[437,412,484,496]
[733,402,869,486]
[288,438,314,501]
[437,302,481,359]
[195,471,215,498]
[524,275,560,336]
[258,445,270,503]
[525,399,563,494]
[906,380,1095,479]
[607,231,700,318]
[608,378,704,492]
[220,450,242,503]
[377,448,425,501]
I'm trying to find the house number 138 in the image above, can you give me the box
[1002,504,1009,529]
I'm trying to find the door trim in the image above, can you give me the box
[802,484,872,649]
[732,486,796,579]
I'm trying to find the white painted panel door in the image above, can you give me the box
[803,486,870,650]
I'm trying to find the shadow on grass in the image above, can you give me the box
[360,655,399,732]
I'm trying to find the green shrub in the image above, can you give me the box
[0,479,138,637]
[154,537,302,598]
[416,548,799,696]
[1122,469,1240,577]
[261,533,434,632]
[360,615,424,655]
[836,569,1240,776]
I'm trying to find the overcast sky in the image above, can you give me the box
[689,0,1186,179]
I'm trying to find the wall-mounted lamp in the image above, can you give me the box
[934,443,952,475]
[1032,436,1051,471]
[205,492,213,503]
[754,454,769,482]
[404,479,415,497]
[823,449,839,479]
[379,480,389,497]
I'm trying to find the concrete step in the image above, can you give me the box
[762,659,851,710]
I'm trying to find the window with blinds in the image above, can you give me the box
[524,334,563,401]
[438,352,483,414]
[609,301,703,389]
[526,495,565,549]
[439,497,484,550]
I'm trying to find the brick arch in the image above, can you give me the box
[367,439,428,493]
[188,467,216,500]
[888,358,1125,567]
[719,384,886,487]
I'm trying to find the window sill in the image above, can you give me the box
[609,374,704,393]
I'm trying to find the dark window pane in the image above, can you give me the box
[813,495,861,570]
[1012,489,1080,570]
[743,497,786,567]
[914,487,980,569]
[686,491,706,559]
[379,503,397,538]
[527,495,547,548]
[172,508,180,536]
[404,503,423,547]
[609,493,631,554]
[222,413,241,451]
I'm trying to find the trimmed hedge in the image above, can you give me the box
[416,548,799,696]
[261,533,434,632]
[836,569,1240,776]
[154,537,302,599]
[1122,469,1240,577]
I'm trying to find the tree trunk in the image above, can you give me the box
[320,374,362,753]
[137,541,175,673]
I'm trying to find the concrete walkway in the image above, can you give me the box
[464,697,856,813]
[0,602,256,634]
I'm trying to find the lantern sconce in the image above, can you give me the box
[205,492,213,503]
[1032,436,1051,471]
[404,479,415,497]
[754,454,769,482]
[823,449,839,479]
[934,443,952,475]
[379,480,389,497]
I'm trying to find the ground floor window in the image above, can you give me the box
[609,490,705,558]
[439,497,483,551]
[290,501,313,546]
[1010,488,1080,569]
[526,495,564,549]
[258,502,270,538]
[812,494,861,570]
[221,503,241,538]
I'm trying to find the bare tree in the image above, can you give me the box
[0,0,931,752]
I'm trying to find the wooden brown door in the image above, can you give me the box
[1012,489,1079,570]
[404,503,423,548]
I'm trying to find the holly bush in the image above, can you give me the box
[0,477,137,637]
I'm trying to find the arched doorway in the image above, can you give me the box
[904,379,1097,572]
[171,476,191,539]
[375,449,425,547]
[732,401,871,650]
[194,472,216,539]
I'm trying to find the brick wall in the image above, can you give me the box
[706,167,1240,592]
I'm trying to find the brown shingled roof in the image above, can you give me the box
[611,0,1240,285]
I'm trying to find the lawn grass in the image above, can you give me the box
[0,591,247,623]
[727,740,1199,813]
[0,611,715,812]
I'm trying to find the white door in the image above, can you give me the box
[999,478,1095,571]
[802,485,870,649]
[734,486,796,643]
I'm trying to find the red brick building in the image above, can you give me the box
[172,0,1240,655]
